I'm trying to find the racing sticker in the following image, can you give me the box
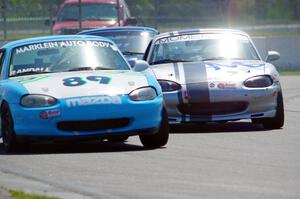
[65,95,122,108]
[217,83,237,89]
[63,76,111,87]
[156,34,248,44]
[11,67,50,76]
[205,62,265,71]
[15,40,111,54]
[40,109,61,120]
[182,62,210,102]
[14,75,50,84]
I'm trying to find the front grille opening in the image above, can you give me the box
[57,118,130,132]
[178,102,248,115]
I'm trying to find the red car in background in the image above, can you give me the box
[51,0,137,34]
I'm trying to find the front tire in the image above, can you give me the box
[1,102,18,153]
[252,91,284,129]
[139,107,169,148]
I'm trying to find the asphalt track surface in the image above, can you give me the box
[0,76,299,199]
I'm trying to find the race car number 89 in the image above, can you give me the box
[63,76,111,87]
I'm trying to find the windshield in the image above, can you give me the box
[94,31,157,54]
[58,3,117,21]
[149,33,260,65]
[10,40,129,77]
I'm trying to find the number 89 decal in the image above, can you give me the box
[63,76,111,87]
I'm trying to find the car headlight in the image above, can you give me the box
[244,75,273,88]
[129,87,157,101]
[158,80,181,92]
[21,94,57,107]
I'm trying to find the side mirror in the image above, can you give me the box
[266,51,280,62]
[125,17,138,26]
[131,60,149,72]
[128,58,137,68]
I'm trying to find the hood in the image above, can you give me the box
[13,70,148,99]
[150,60,266,84]
[53,21,119,33]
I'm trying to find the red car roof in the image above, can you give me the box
[64,0,117,4]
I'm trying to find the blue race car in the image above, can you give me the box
[0,35,169,153]
[78,26,159,60]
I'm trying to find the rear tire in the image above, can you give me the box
[1,102,18,153]
[139,107,169,148]
[252,91,284,129]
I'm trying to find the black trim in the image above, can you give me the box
[57,118,131,132]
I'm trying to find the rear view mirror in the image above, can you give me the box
[125,17,138,26]
[266,51,280,62]
[37,49,59,56]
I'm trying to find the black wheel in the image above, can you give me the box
[139,107,169,148]
[252,91,284,129]
[1,102,18,153]
[107,135,129,142]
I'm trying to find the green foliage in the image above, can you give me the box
[3,0,300,22]
[9,190,59,199]
[267,0,293,19]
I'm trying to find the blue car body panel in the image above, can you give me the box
[0,35,163,138]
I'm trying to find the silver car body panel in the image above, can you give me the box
[146,29,281,123]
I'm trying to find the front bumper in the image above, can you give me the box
[9,95,163,137]
[163,83,280,123]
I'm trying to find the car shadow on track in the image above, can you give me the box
[170,121,271,134]
[0,139,154,155]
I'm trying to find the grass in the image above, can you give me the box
[280,71,300,76]
[9,190,59,199]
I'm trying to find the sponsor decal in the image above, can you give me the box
[128,81,135,86]
[15,40,110,54]
[65,96,122,108]
[15,75,49,84]
[209,83,215,88]
[40,109,61,120]
[11,67,50,76]
[206,62,265,71]
[217,83,237,89]
[63,76,111,87]
[41,87,49,92]
[156,34,248,44]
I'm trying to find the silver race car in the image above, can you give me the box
[144,29,284,129]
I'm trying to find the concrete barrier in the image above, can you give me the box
[253,36,300,71]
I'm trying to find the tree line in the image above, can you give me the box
[2,0,300,23]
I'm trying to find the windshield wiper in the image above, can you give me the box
[67,66,114,72]
[10,71,53,78]
[151,58,192,65]
[122,51,144,55]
